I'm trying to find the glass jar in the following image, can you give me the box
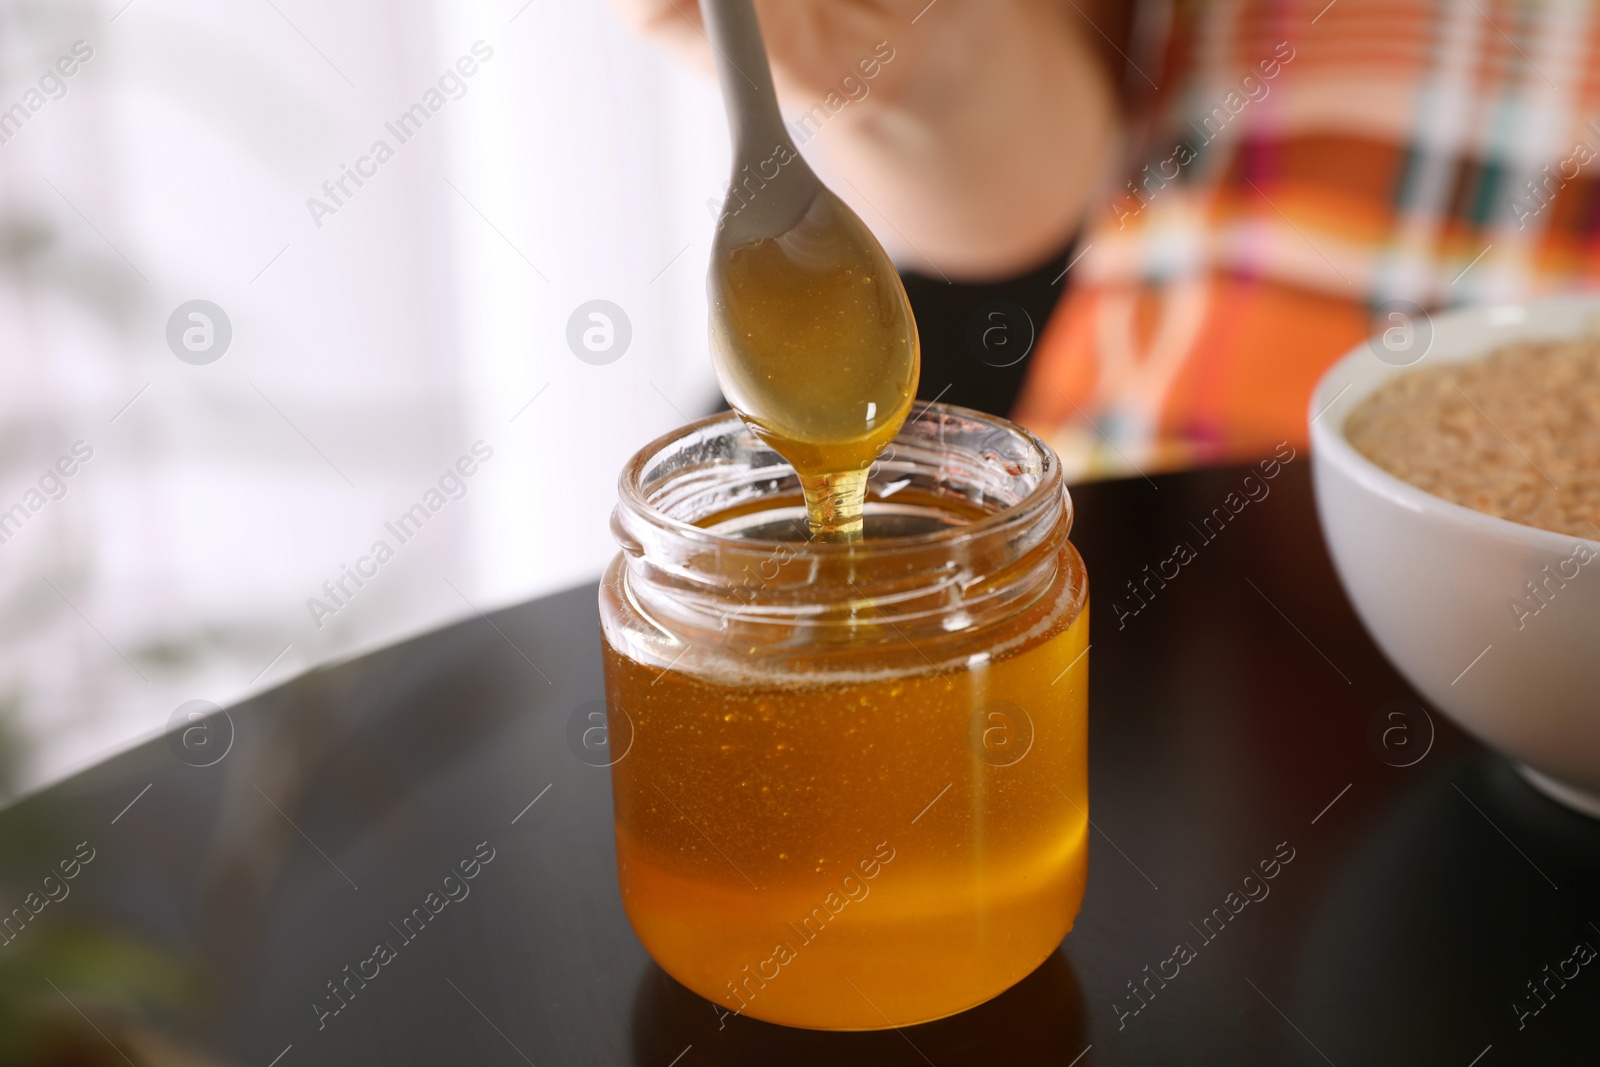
[599,402,1089,1031]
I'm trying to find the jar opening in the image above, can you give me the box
[616,401,1068,552]
[609,403,1078,652]
[606,402,1086,682]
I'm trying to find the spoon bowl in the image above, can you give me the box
[701,0,920,540]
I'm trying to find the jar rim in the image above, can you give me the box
[615,401,1069,554]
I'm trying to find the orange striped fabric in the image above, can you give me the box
[1015,0,1600,477]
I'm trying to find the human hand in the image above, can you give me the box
[609,1,932,97]
[607,0,1120,280]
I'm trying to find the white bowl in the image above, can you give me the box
[1310,295,1600,818]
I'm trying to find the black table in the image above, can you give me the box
[2,461,1597,1067]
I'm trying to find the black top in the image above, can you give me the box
[1,461,1596,1066]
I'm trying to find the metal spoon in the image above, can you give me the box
[701,0,921,542]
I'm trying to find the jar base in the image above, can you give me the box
[617,829,1089,1032]
[644,919,1080,1032]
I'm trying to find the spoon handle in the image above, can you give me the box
[700,0,795,163]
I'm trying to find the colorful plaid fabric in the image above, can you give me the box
[1015,0,1600,477]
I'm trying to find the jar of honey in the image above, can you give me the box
[599,402,1089,1030]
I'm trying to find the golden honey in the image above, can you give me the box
[710,189,919,540]
[601,409,1089,1030]
[603,603,1087,1029]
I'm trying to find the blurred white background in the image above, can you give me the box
[0,0,732,797]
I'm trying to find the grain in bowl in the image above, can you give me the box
[1344,339,1600,538]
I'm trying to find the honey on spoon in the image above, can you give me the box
[702,0,919,542]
